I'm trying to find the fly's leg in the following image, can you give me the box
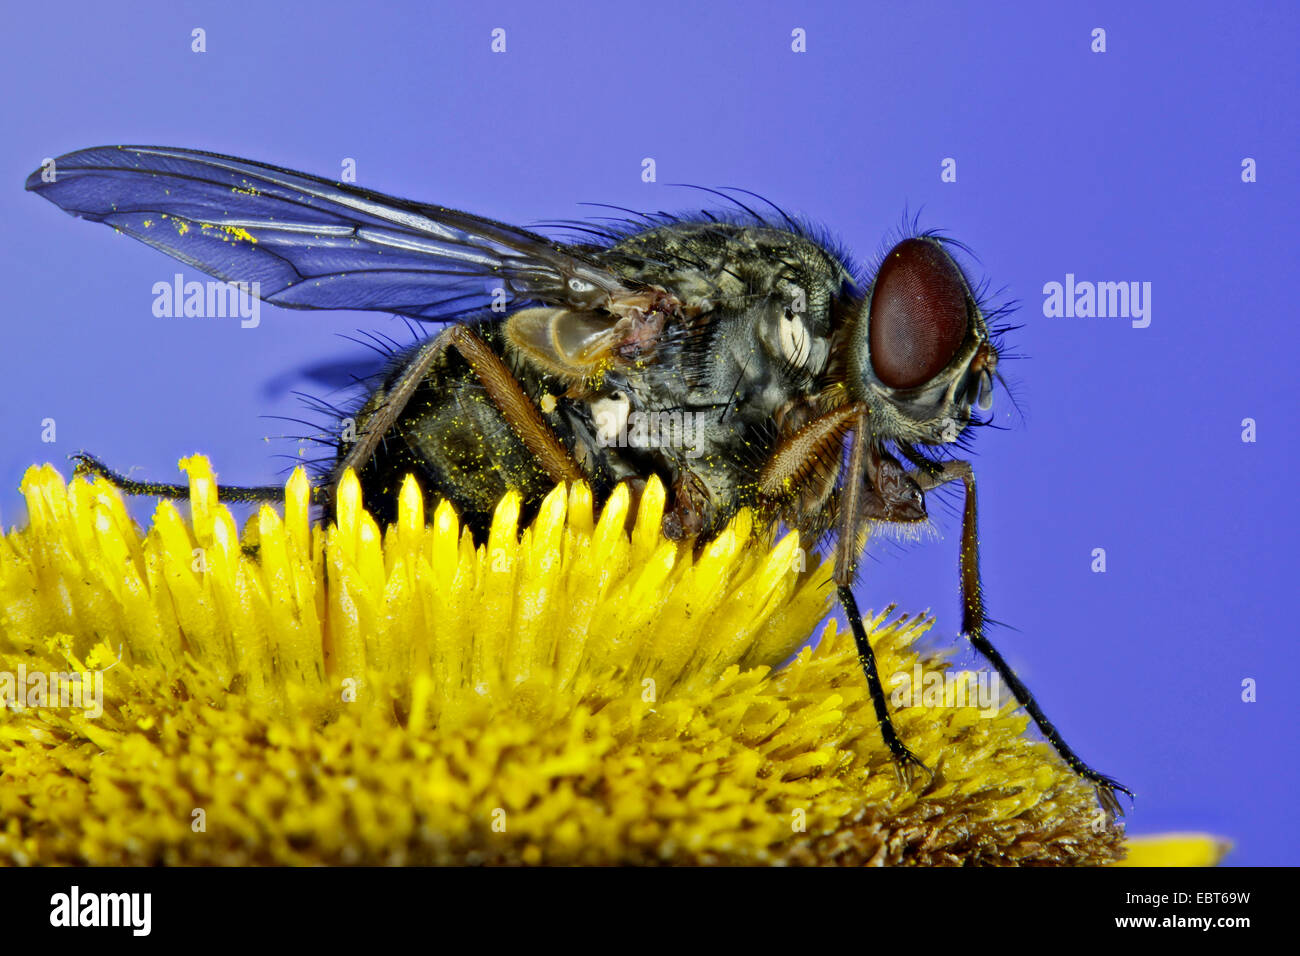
[757,403,861,498]
[332,323,584,505]
[836,583,932,787]
[916,459,1134,816]
[69,452,314,559]
[77,325,585,519]
[835,414,932,786]
[761,403,930,787]
[69,453,314,504]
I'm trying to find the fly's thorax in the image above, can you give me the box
[604,222,853,311]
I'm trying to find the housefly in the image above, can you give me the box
[26,145,1132,815]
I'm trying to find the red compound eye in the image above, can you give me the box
[868,238,969,389]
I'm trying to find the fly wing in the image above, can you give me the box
[26,145,641,320]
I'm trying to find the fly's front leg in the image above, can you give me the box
[760,404,931,787]
[916,459,1134,816]
[835,419,933,787]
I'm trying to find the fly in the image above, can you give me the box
[27,145,1132,815]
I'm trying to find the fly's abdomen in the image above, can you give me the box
[348,321,628,537]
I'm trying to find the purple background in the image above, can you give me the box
[2,1,1295,865]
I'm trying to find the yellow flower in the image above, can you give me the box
[0,455,1197,865]
[1112,834,1232,867]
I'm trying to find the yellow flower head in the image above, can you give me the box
[0,456,1208,865]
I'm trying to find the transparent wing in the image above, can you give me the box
[26,145,638,320]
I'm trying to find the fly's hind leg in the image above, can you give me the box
[74,323,585,530]
[68,452,312,559]
[70,452,296,504]
[331,323,585,510]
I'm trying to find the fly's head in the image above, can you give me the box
[846,236,1000,448]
